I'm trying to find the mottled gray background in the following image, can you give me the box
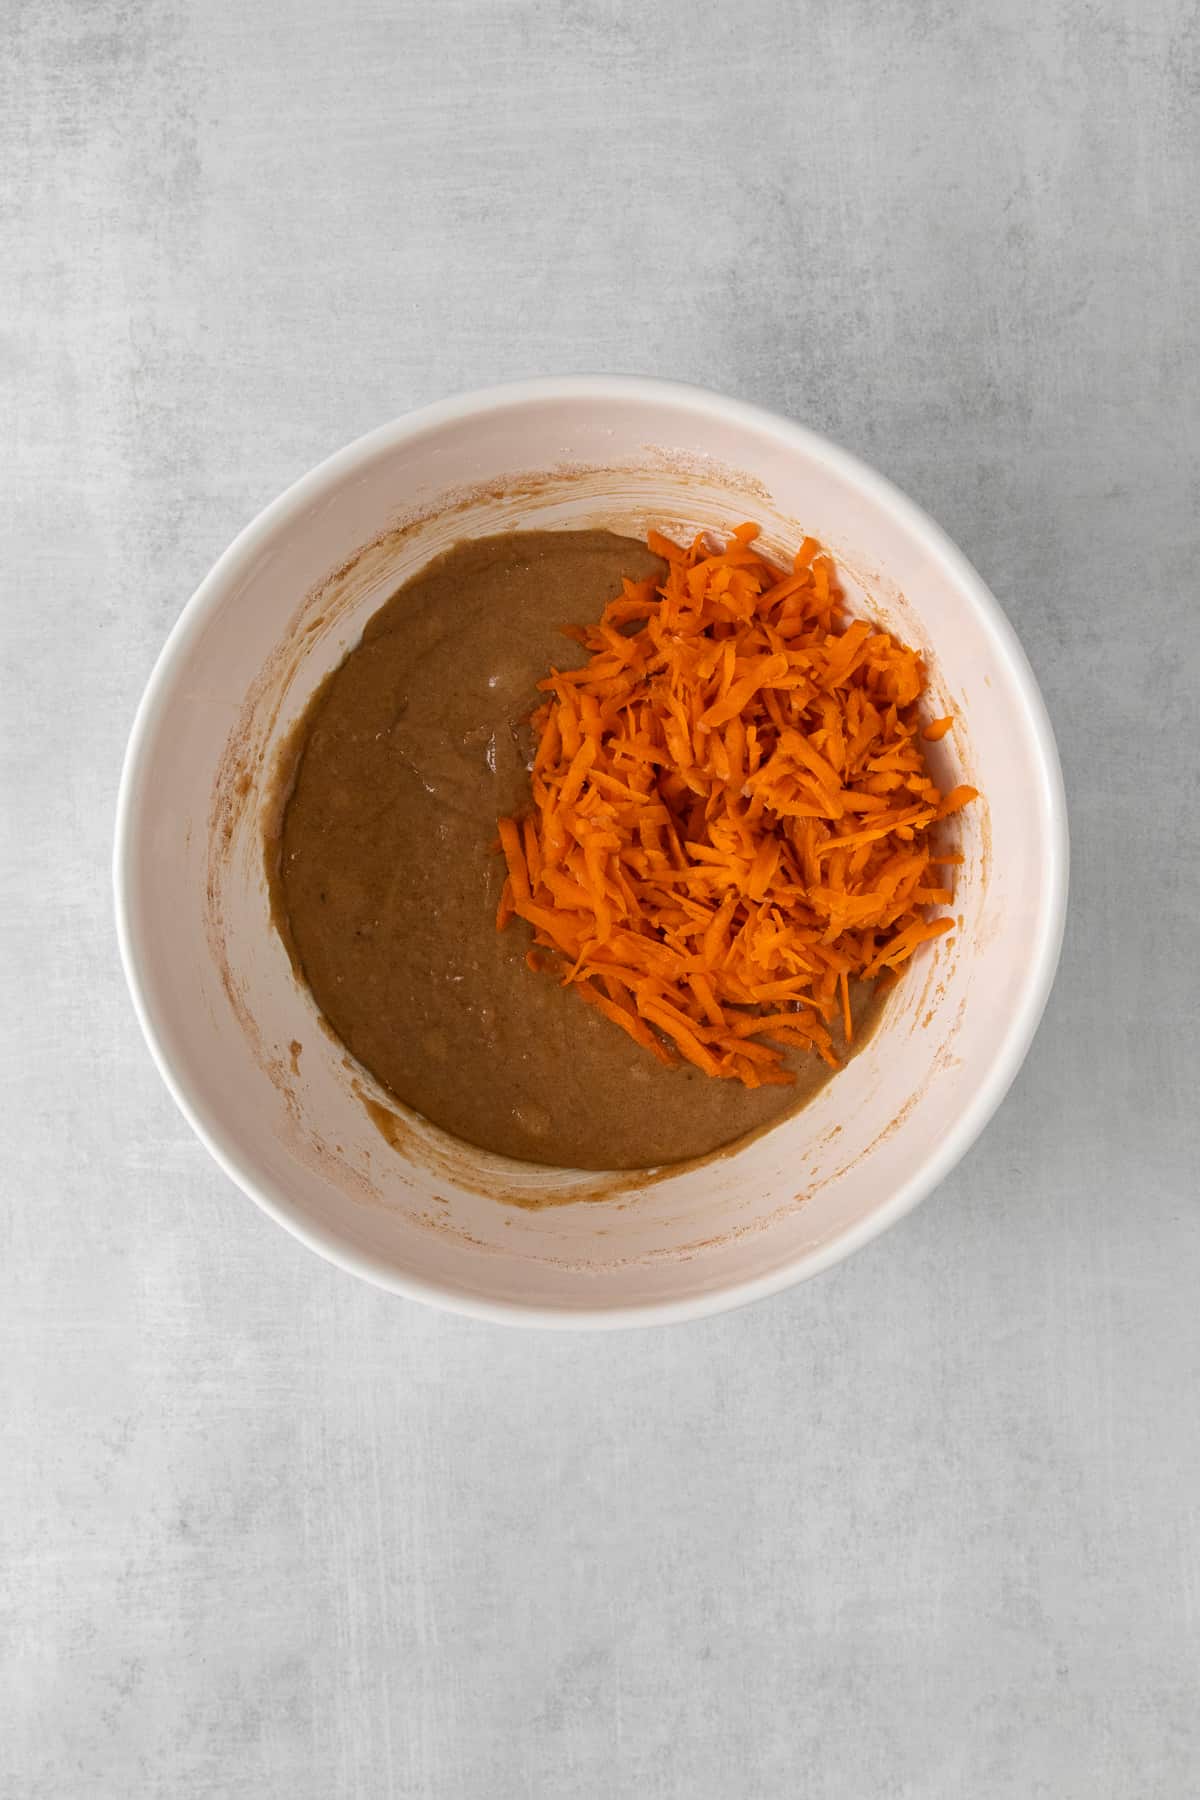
[4,1,1198,1795]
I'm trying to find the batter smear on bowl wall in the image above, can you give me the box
[271,523,977,1171]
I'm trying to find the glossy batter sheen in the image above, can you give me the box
[275,531,883,1169]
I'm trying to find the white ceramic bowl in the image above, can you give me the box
[115,377,1067,1327]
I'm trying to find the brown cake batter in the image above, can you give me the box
[272,531,882,1169]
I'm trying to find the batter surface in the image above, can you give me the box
[273,531,881,1169]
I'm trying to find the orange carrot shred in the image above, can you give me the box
[496,876,515,931]
[498,817,530,903]
[495,523,977,1086]
[935,784,979,819]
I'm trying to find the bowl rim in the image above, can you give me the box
[114,374,1069,1329]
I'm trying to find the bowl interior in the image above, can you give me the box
[118,383,1064,1322]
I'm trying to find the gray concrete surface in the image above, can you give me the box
[4,1,1199,1795]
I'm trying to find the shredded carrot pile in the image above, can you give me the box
[495,524,976,1088]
